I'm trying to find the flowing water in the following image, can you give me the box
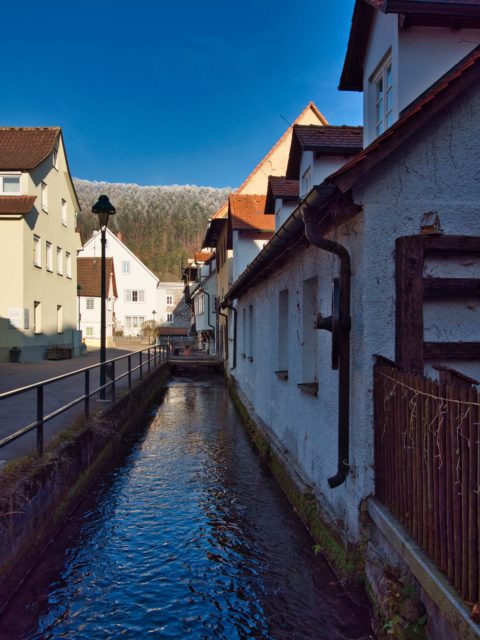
[0,374,374,639]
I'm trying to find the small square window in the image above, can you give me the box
[46,242,53,271]
[167,295,173,305]
[1,176,20,194]
[167,312,173,322]
[122,261,130,274]
[86,326,94,337]
[33,235,41,267]
[86,298,94,310]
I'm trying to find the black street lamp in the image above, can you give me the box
[92,195,116,400]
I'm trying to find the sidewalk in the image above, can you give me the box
[0,345,158,465]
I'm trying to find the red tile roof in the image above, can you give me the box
[265,177,299,213]
[0,127,61,170]
[0,195,36,215]
[286,125,363,179]
[194,250,214,263]
[229,195,274,231]
[77,257,117,298]
[330,45,480,192]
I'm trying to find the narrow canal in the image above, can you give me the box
[0,374,374,639]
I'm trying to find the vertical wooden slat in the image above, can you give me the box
[405,373,414,536]
[432,380,441,568]
[450,385,462,592]
[438,382,447,574]
[395,236,425,372]
[461,388,470,600]
[427,379,435,560]
[444,382,454,584]
[468,387,478,603]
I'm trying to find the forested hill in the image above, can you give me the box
[74,179,231,281]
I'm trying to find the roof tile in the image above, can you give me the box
[0,195,36,215]
[77,257,117,298]
[229,195,274,231]
[0,127,60,170]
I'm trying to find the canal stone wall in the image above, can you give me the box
[0,361,170,613]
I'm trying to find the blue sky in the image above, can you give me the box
[1,0,360,188]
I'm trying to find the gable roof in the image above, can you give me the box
[286,125,364,178]
[0,127,61,170]
[228,195,274,232]
[331,44,480,192]
[77,257,118,298]
[0,195,36,215]
[340,0,480,91]
[265,177,299,213]
[81,228,159,284]
[194,250,214,263]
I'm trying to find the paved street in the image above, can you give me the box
[0,344,162,464]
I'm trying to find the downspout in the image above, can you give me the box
[225,303,237,371]
[218,309,229,366]
[301,198,352,489]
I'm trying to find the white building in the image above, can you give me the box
[189,254,217,354]
[77,256,117,346]
[79,228,159,337]
[156,282,185,326]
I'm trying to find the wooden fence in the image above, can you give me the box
[374,362,480,603]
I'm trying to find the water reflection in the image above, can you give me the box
[0,374,374,640]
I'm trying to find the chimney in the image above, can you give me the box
[117,231,123,242]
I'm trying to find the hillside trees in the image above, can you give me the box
[74,179,230,281]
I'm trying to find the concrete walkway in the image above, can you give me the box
[0,345,162,465]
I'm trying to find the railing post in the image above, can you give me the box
[111,360,116,402]
[36,386,44,456]
[140,350,143,380]
[128,354,132,389]
[85,369,90,417]
[148,348,151,373]
[154,344,157,367]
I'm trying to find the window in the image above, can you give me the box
[248,305,254,361]
[373,58,393,138]
[167,295,173,305]
[0,175,20,193]
[122,261,130,274]
[278,290,289,372]
[167,312,173,322]
[86,298,94,310]
[52,147,58,169]
[124,316,145,331]
[56,247,63,275]
[61,199,67,226]
[41,182,48,212]
[125,289,145,302]
[301,166,312,196]
[86,327,94,337]
[33,301,41,334]
[46,242,53,271]
[302,277,317,383]
[33,235,41,267]
[66,252,72,278]
[57,305,63,333]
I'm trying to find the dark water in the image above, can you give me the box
[0,375,374,640]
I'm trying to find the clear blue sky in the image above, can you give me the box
[1,0,360,188]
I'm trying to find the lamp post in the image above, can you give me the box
[152,310,156,345]
[92,195,116,400]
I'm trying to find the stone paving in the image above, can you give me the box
[0,344,162,465]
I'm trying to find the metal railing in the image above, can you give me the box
[0,345,169,457]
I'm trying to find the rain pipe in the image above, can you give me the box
[220,302,237,371]
[300,189,352,489]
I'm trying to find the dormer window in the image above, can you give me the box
[0,175,20,194]
[301,166,312,197]
[373,58,393,138]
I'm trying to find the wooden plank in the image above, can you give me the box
[450,384,462,592]
[423,277,480,299]
[395,236,425,372]
[445,384,455,584]
[423,235,480,256]
[424,342,480,360]
[461,388,470,600]
[468,387,478,603]
[437,382,447,575]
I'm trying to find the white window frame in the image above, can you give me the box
[373,56,393,138]
[33,301,42,334]
[56,247,63,275]
[166,295,173,305]
[41,182,48,212]
[0,174,20,194]
[61,199,67,226]
[167,312,173,322]
[86,298,94,310]
[86,326,94,337]
[122,260,131,274]
[33,235,41,267]
[66,251,72,278]
[125,289,145,303]
[57,305,63,334]
[46,241,53,272]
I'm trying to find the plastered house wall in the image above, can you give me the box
[231,76,480,540]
